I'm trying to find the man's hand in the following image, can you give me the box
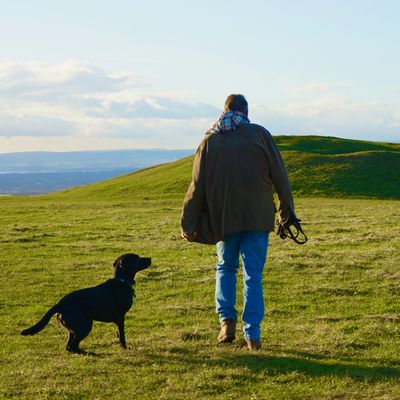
[276,210,308,244]
[181,230,199,241]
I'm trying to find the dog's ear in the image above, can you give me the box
[113,256,122,269]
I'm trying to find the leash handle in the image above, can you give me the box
[284,223,308,244]
[277,212,308,245]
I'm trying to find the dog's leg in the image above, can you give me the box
[66,332,76,352]
[115,318,127,349]
[69,318,92,353]
[57,314,76,352]
[59,312,92,353]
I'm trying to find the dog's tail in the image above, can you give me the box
[20,304,60,336]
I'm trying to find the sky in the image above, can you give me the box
[0,0,399,153]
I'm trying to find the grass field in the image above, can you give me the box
[1,135,399,399]
[1,193,399,399]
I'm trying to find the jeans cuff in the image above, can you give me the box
[219,315,237,323]
[243,324,260,340]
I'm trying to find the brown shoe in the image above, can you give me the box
[244,339,261,350]
[217,319,236,343]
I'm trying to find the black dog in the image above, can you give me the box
[21,253,151,353]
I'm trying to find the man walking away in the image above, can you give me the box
[181,94,296,350]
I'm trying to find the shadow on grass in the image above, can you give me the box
[147,347,400,382]
[281,348,400,368]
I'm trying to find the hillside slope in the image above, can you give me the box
[54,136,400,200]
[283,150,399,198]
[56,156,194,200]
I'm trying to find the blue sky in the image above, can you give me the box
[0,0,399,152]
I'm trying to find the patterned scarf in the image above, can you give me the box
[208,111,250,134]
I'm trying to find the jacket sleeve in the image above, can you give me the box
[263,130,295,221]
[181,139,207,232]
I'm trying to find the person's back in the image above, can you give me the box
[200,123,285,240]
[181,94,296,350]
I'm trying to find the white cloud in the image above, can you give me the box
[0,60,399,151]
[252,95,400,142]
[0,60,139,102]
[0,60,219,145]
[91,97,219,119]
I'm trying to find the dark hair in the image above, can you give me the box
[224,94,248,113]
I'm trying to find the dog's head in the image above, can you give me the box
[113,253,151,284]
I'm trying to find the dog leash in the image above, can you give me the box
[277,211,308,245]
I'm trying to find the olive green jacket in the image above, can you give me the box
[181,123,294,244]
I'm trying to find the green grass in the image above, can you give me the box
[1,135,400,399]
[283,150,400,198]
[275,135,400,199]
[1,194,400,399]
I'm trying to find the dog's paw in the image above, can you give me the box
[67,348,86,355]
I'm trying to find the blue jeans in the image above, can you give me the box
[215,231,269,340]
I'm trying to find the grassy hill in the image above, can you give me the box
[54,155,194,200]
[54,135,400,200]
[273,135,400,155]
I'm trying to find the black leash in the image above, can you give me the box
[277,211,308,245]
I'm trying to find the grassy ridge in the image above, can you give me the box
[274,135,400,154]
[55,135,400,200]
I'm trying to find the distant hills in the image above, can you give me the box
[0,149,193,195]
[0,149,194,173]
[53,135,400,200]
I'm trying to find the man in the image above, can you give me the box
[181,94,295,350]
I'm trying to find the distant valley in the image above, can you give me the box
[0,149,194,195]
